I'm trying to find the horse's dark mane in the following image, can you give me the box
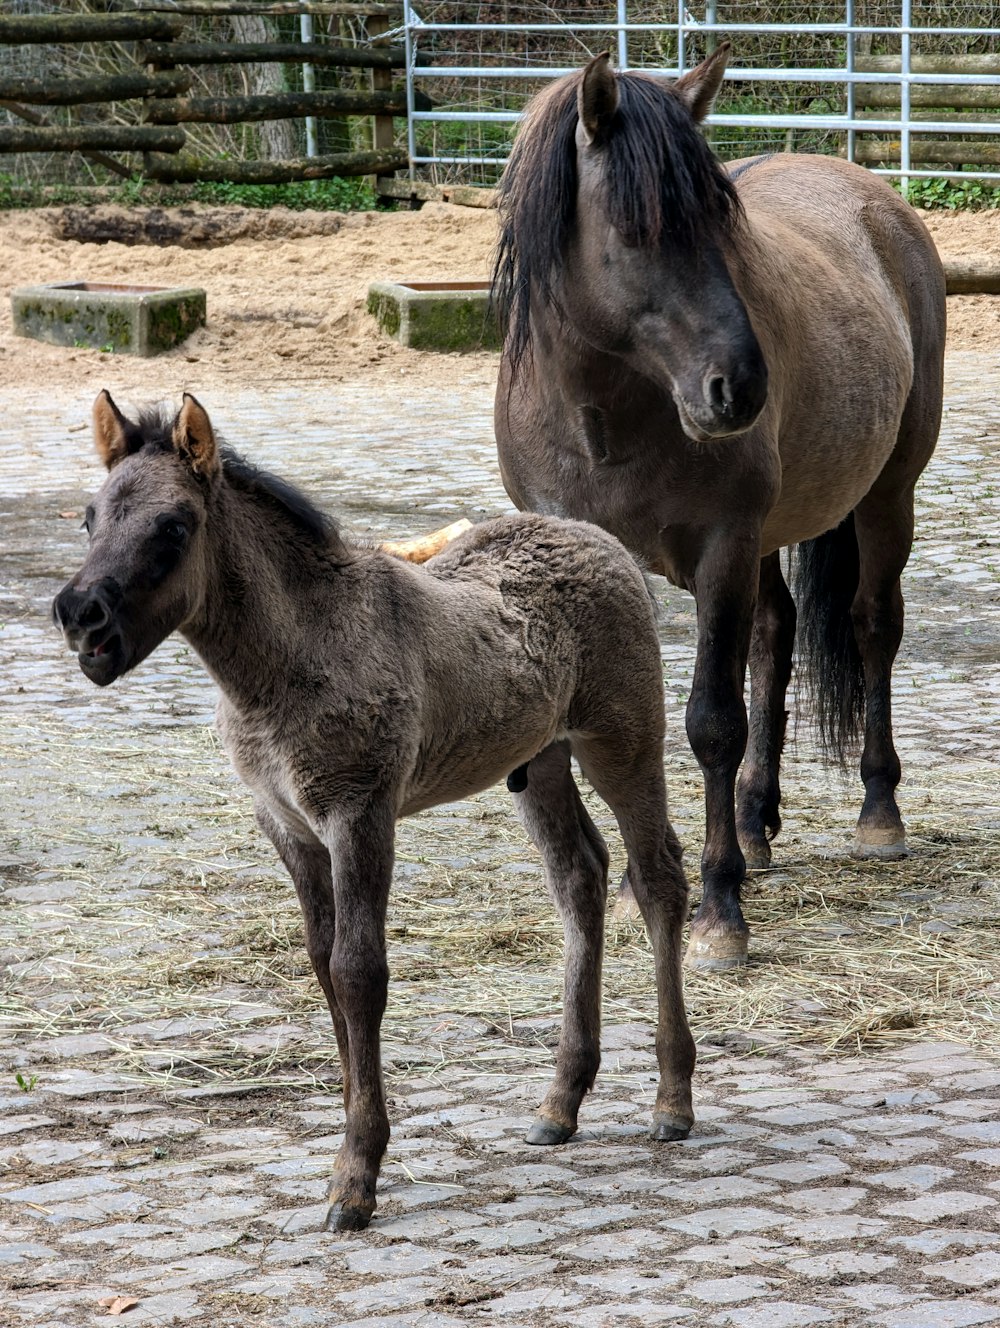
[132,405,351,560]
[492,68,742,377]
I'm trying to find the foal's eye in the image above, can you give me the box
[160,519,187,543]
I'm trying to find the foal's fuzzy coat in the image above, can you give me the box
[54,392,694,1231]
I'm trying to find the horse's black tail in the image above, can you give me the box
[793,514,865,767]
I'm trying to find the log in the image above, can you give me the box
[942,260,1000,296]
[0,124,186,154]
[853,139,1000,167]
[0,13,182,44]
[142,40,412,70]
[143,147,406,183]
[0,71,191,107]
[856,55,1000,76]
[856,85,1000,112]
[146,88,408,125]
[0,99,131,178]
[108,2,399,15]
[382,519,473,564]
[375,178,497,208]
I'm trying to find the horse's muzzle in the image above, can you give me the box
[53,578,127,686]
[681,357,769,441]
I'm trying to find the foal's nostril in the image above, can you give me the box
[78,597,109,630]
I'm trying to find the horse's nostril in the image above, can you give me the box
[706,374,732,417]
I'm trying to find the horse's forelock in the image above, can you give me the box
[493,68,741,378]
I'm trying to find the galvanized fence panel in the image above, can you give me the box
[398,2,1000,190]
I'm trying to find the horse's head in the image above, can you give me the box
[496,44,768,442]
[53,391,220,686]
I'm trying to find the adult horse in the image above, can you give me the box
[493,44,946,970]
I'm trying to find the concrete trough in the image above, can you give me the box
[367,279,499,351]
[11,280,206,356]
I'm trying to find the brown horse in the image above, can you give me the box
[493,44,946,970]
[53,391,695,1231]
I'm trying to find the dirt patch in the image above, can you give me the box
[0,203,997,398]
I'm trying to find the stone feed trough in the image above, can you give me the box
[11,281,206,357]
[367,280,500,352]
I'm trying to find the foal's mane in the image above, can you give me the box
[133,405,351,561]
[492,67,742,376]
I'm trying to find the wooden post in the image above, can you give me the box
[366,14,398,194]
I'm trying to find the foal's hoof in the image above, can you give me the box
[650,1114,692,1143]
[325,1201,372,1233]
[852,831,908,862]
[526,1116,575,1146]
[685,929,749,971]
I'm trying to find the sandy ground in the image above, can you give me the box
[0,202,998,402]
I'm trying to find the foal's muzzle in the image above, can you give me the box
[53,577,126,685]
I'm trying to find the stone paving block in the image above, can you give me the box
[669,1236,801,1268]
[682,1275,778,1303]
[658,1175,778,1205]
[785,1249,898,1279]
[889,1229,1000,1257]
[709,1302,834,1327]
[446,1217,567,1250]
[473,1285,586,1315]
[867,1164,956,1191]
[878,1190,997,1221]
[875,1300,1000,1328]
[780,1214,889,1242]
[770,1185,868,1214]
[942,1120,1000,1144]
[552,1302,693,1326]
[925,1250,1000,1287]
[135,1254,254,1293]
[0,1113,57,1136]
[660,1206,789,1238]
[554,1227,674,1262]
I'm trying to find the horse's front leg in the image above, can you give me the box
[685,538,759,970]
[736,552,797,870]
[319,799,395,1232]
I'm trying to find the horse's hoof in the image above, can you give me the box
[852,832,908,862]
[526,1116,574,1146]
[685,930,749,971]
[740,839,772,871]
[650,1115,692,1142]
[325,1201,372,1232]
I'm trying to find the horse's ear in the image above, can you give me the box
[578,51,619,146]
[93,389,138,470]
[673,40,730,122]
[172,393,219,481]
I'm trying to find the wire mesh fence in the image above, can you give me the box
[403,1,1000,188]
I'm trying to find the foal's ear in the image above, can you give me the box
[172,393,220,481]
[673,40,731,122]
[578,52,619,146]
[93,389,140,470]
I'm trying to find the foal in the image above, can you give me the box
[54,391,694,1230]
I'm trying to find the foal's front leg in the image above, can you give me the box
[685,538,759,970]
[319,799,395,1231]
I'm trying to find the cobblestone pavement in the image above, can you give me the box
[1,352,999,1327]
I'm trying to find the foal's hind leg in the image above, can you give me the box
[573,734,695,1141]
[512,741,609,1145]
[736,552,796,870]
[849,488,916,859]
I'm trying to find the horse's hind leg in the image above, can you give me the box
[513,741,609,1145]
[849,486,916,859]
[736,552,796,870]
[573,734,695,1141]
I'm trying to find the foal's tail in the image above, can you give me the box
[793,514,865,766]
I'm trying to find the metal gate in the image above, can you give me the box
[397,3,1000,192]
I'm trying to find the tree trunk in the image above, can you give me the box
[230,14,297,160]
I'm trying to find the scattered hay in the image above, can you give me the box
[2,707,998,1100]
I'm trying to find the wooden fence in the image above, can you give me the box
[0,4,409,187]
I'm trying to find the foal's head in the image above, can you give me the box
[53,391,220,686]
[494,44,768,441]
